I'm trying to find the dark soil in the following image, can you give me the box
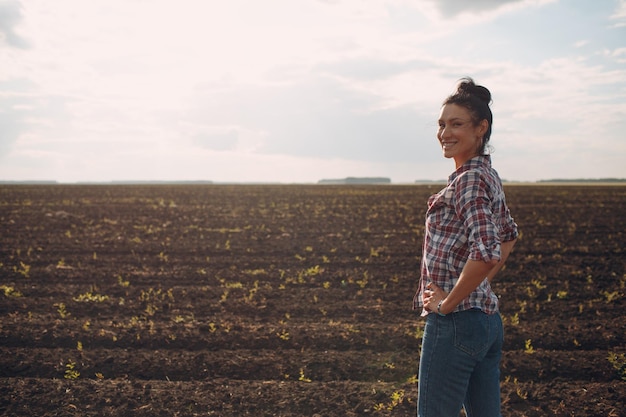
[1,184,624,416]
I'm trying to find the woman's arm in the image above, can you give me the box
[486,238,516,282]
[431,259,496,315]
[424,238,517,315]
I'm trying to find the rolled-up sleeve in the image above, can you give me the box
[500,206,519,243]
[454,171,501,263]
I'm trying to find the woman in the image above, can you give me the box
[413,78,518,417]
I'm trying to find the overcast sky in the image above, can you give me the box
[1,0,625,183]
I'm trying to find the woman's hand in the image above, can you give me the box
[423,282,449,314]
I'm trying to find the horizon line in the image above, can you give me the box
[2,178,626,185]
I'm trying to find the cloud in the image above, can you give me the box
[0,0,30,48]
[431,0,525,18]
[610,0,626,27]
[0,78,54,158]
[1,1,624,183]
[414,0,557,25]
[0,101,23,156]
[316,56,435,82]
[180,73,437,166]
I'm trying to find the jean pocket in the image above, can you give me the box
[452,310,490,357]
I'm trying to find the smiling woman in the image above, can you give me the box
[437,105,487,169]
[413,78,519,417]
[437,79,493,168]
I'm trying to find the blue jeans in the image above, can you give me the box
[417,309,503,417]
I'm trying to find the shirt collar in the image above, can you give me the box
[448,155,492,183]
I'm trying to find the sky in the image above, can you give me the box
[1,0,625,183]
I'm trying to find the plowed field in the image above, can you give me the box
[1,184,624,416]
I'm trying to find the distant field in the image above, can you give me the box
[1,184,624,416]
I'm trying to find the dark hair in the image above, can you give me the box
[443,77,493,155]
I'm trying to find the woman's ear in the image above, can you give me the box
[477,119,489,138]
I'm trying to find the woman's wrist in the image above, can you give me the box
[437,298,447,316]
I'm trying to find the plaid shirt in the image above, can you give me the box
[413,155,518,315]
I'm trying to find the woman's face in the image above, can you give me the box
[437,103,487,168]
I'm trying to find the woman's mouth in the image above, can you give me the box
[441,141,457,149]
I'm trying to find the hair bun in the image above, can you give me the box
[456,77,491,105]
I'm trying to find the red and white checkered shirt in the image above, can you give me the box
[413,155,518,316]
